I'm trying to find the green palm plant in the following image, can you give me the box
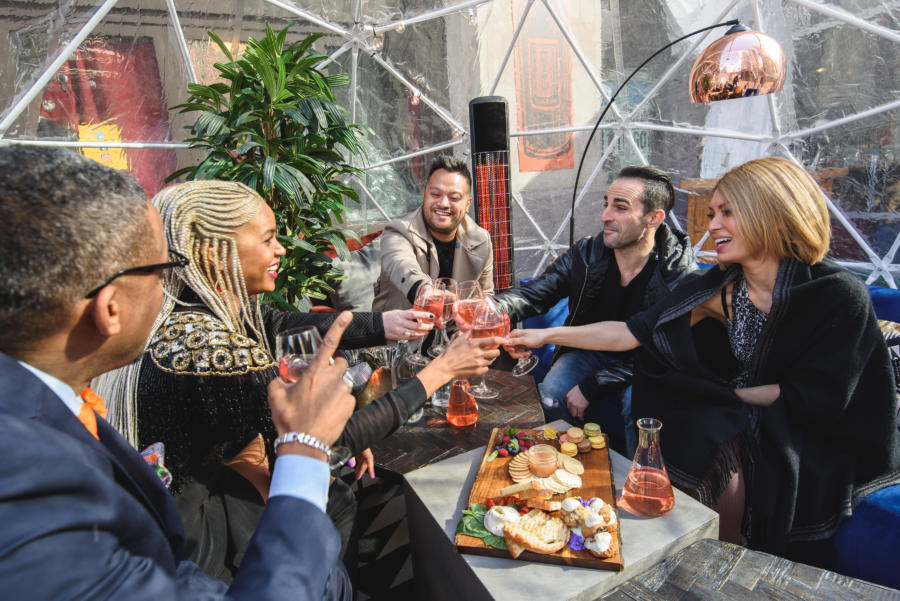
[169,24,367,308]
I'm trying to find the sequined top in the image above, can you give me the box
[727,274,768,388]
[136,290,386,492]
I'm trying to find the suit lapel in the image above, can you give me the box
[0,354,185,556]
[96,419,185,553]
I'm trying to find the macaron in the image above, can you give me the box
[576,438,592,454]
[566,427,584,444]
[560,442,578,457]
[541,426,558,440]
[583,422,602,438]
[589,435,607,449]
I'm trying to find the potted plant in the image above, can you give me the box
[169,23,367,309]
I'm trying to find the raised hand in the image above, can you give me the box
[267,311,355,460]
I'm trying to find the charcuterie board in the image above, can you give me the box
[454,427,624,570]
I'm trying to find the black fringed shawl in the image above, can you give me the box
[626,259,900,555]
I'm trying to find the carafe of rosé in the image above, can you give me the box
[618,418,675,517]
[446,380,479,427]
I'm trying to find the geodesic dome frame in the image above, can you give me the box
[1,0,898,287]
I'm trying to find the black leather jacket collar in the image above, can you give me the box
[496,222,698,334]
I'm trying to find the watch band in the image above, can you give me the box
[273,431,332,457]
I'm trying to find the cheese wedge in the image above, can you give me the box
[500,479,543,496]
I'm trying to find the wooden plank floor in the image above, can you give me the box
[599,538,900,601]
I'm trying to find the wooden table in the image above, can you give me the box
[599,538,900,601]
[369,369,545,474]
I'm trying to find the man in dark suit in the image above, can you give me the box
[0,146,355,600]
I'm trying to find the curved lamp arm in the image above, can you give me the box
[568,19,742,247]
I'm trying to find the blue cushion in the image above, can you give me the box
[867,285,900,322]
[834,484,900,589]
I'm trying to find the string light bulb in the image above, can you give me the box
[396,22,405,33]
[410,92,421,106]
[467,8,477,25]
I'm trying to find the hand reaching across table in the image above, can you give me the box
[382,309,434,341]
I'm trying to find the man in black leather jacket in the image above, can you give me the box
[496,166,697,453]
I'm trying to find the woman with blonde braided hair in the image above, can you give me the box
[94,180,501,583]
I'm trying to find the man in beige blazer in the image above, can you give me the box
[373,156,494,311]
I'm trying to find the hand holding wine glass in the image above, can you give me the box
[272,318,354,468]
[428,278,458,357]
[410,284,445,361]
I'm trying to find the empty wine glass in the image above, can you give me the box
[392,352,429,424]
[411,283,444,361]
[469,296,508,399]
[275,326,353,469]
[428,278,458,357]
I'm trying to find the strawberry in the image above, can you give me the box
[498,448,509,457]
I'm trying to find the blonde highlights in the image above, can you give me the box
[94,180,270,445]
[156,180,266,340]
[713,157,831,265]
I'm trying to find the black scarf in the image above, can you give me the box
[626,259,900,555]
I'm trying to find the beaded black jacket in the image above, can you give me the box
[136,289,426,492]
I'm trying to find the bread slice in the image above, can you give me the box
[503,509,568,556]
[503,511,539,558]
[525,498,562,511]
[506,538,527,559]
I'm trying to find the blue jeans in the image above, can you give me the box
[538,349,637,456]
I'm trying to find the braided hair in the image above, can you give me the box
[93,180,268,445]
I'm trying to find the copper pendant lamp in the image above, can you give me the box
[689,24,786,103]
[569,20,787,246]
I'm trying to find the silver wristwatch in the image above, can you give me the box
[273,431,332,457]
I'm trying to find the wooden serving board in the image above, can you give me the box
[455,428,624,570]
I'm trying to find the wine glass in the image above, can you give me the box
[275,326,353,469]
[392,352,429,423]
[453,280,483,332]
[411,283,445,361]
[469,296,508,399]
[428,278,458,358]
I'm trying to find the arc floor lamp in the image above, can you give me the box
[569,20,787,245]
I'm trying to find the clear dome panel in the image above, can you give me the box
[789,118,900,266]
[342,49,457,164]
[1,0,898,287]
[786,2,900,129]
[1,0,109,124]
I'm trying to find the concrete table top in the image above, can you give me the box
[403,420,719,601]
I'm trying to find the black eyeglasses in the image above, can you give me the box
[85,249,190,298]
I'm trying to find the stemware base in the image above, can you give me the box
[512,355,540,377]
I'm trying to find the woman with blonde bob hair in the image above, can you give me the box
[95,180,501,582]
[509,157,899,568]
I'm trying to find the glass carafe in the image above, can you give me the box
[618,417,675,517]
[446,380,479,427]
